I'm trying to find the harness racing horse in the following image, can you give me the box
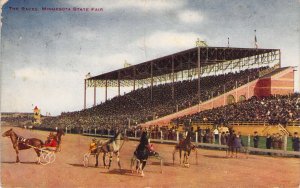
[95,131,127,170]
[2,128,44,163]
[131,131,150,177]
[172,131,198,167]
[54,129,65,152]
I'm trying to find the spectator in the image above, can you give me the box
[292,132,299,151]
[253,131,259,148]
[213,127,219,144]
[266,133,272,149]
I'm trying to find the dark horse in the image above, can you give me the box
[131,131,149,177]
[2,128,44,163]
[172,131,198,167]
[54,128,65,152]
[95,131,127,169]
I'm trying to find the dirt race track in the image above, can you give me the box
[1,127,300,188]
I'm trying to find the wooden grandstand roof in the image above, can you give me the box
[88,47,279,81]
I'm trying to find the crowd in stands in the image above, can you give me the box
[173,93,300,126]
[40,67,265,130]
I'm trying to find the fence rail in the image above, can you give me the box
[82,131,300,157]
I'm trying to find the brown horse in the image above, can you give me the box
[54,128,65,152]
[172,131,198,167]
[2,128,44,163]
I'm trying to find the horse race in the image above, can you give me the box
[1,0,300,187]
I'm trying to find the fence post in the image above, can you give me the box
[95,128,97,135]
[160,131,163,143]
[284,135,288,156]
[176,131,179,142]
[125,129,127,137]
[196,132,198,144]
[65,127,68,134]
[247,134,251,147]
[135,131,137,138]
[219,133,221,145]
[83,128,84,134]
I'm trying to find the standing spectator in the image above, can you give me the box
[292,132,299,151]
[221,132,227,145]
[213,127,219,144]
[266,133,272,155]
[266,133,272,149]
[233,132,244,158]
[253,131,259,148]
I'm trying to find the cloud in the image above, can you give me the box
[134,31,206,51]
[14,67,78,82]
[178,10,204,23]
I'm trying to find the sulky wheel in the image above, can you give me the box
[39,151,51,165]
[83,153,90,167]
[47,152,56,164]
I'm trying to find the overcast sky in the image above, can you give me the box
[1,0,299,115]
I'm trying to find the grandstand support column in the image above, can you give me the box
[235,81,238,100]
[133,66,136,91]
[93,86,96,106]
[172,56,175,99]
[197,46,201,103]
[151,62,153,101]
[84,79,87,109]
[279,49,281,68]
[118,71,120,96]
[105,79,108,102]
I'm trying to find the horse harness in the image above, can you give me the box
[17,136,27,144]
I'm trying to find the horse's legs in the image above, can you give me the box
[141,160,146,170]
[140,161,145,177]
[195,149,198,165]
[95,152,99,167]
[108,153,113,169]
[172,149,176,165]
[14,146,20,163]
[116,152,121,169]
[136,159,140,173]
[34,149,41,164]
[179,149,182,165]
[130,156,135,173]
[102,153,107,167]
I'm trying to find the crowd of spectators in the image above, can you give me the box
[173,93,300,126]
[40,67,265,130]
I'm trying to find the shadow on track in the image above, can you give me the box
[102,169,136,177]
[68,163,101,168]
[202,154,228,159]
[2,161,37,165]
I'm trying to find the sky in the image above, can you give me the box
[1,0,299,116]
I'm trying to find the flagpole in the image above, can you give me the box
[254,30,258,49]
[227,37,230,48]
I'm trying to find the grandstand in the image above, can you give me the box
[36,46,298,136]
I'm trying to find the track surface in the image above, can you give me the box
[1,127,300,188]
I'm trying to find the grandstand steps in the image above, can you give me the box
[141,67,295,127]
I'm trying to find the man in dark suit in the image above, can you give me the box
[253,131,259,148]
